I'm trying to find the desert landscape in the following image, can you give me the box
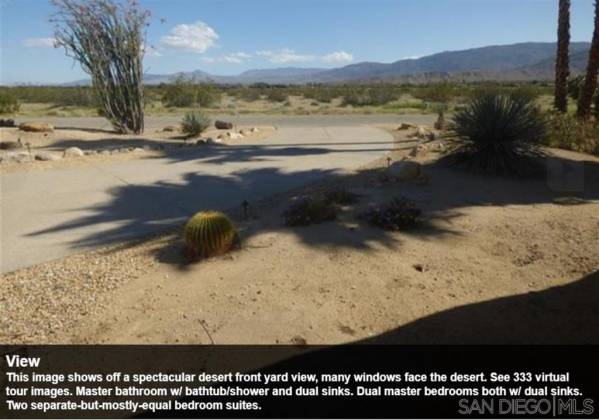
[1,0,598,347]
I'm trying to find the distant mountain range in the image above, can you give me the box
[62,42,591,86]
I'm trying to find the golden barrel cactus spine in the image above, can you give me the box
[184,211,238,260]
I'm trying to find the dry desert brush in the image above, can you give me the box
[52,0,150,134]
[323,188,359,206]
[183,211,239,261]
[181,111,211,138]
[284,196,339,227]
[446,93,548,176]
[359,197,422,231]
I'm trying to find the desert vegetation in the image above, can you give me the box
[446,93,548,175]
[183,211,239,261]
[52,0,149,133]
[0,81,553,115]
[180,111,211,137]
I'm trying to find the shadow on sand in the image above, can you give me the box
[25,139,599,269]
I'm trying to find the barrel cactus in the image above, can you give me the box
[183,211,238,260]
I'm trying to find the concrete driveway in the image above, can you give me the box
[1,115,434,273]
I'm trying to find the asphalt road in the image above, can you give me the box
[1,114,434,273]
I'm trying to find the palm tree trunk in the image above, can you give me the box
[578,0,599,120]
[555,0,570,113]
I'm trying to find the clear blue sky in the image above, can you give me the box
[0,0,596,84]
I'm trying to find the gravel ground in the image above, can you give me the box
[0,237,167,343]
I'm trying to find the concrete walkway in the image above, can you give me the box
[1,116,429,273]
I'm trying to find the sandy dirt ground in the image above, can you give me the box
[1,125,598,345]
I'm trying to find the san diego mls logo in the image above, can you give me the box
[458,398,595,416]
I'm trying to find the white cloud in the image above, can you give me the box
[23,37,55,48]
[160,21,218,53]
[256,49,354,64]
[221,52,252,63]
[256,48,314,64]
[322,51,353,64]
[201,52,252,64]
[401,55,422,60]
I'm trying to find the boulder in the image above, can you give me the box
[35,151,62,161]
[133,147,145,153]
[227,131,243,140]
[431,142,447,153]
[415,126,431,139]
[0,141,23,150]
[19,122,54,133]
[397,123,416,130]
[250,127,260,133]
[409,145,428,158]
[215,120,233,130]
[63,147,84,158]
[0,119,16,128]
[388,160,422,181]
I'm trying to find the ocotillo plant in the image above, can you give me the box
[52,0,150,134]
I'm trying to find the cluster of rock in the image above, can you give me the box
[408,141,448,158]
[397,123,449,158]
[0,144,160,165]
[216,127,259,141]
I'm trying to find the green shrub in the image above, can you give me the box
[447,93,548,175]
[358,197,421,231]
[342,87,397,107]
[196,86,219,107]
[184,211,238,261]
[0,92,20,114]
[567,76,585,101]
[236,88,261,102]
[323,188,359,205]
[546,112,599,155]
[304,88,336,103]
[412,83,457,103]
[284,196,338,226]
[546,111,580,150]
[162,79,196,107]
[266,90,288,103]
[181,111,211,137]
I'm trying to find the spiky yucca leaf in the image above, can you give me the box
[181,111,211,138]
[447,93,548,175]
[184,211,238,261]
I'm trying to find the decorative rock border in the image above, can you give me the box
[0,139,229,165]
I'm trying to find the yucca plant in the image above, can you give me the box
[183,211,238,261]
[181,111,211,138]
[447,93,547,176]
